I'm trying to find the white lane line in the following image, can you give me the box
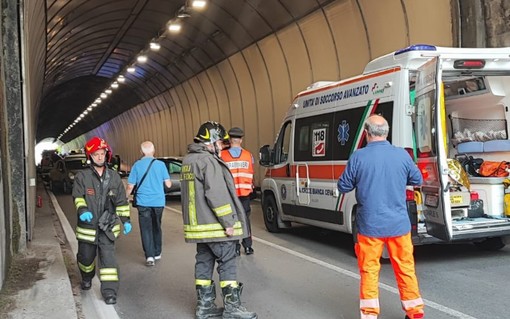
[165,205,478,319]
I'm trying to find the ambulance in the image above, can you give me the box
[259,44,510,250]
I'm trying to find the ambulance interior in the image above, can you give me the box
[441,74,510,224]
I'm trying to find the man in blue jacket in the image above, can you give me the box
[337,115,424,319]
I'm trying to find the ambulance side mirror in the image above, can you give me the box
[259,145,274,167]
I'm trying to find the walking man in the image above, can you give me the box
[126,141,171,266]
[337,115,425,319]
[73,136,131,305]
[221,127,255,256]
[181,121,257,319]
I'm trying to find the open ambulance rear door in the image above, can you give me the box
[414,57,453,242]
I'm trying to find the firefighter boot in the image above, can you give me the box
[196,283,223,319]
[221,283,257,319]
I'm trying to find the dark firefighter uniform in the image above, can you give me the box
[181,142,249,280]
[73,166,130,299]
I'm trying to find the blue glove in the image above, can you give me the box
[123,222,132,235]
[79,211,93,222]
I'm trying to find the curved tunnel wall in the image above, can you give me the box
[64,0,455,185]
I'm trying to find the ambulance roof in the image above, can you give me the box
[363,44,510,74]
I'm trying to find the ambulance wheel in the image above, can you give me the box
[474,237,506,251]
[263,195,281,233]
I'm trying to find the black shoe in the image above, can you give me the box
[81,280,92,290]
[104,296,117,305]
[244,247,254,255]
[235,246,241,257]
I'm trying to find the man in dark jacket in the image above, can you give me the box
[73,136,131,305]
[181,121,257,319]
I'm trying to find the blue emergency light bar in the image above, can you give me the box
[394,44,437,56]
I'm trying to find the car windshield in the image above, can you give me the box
[66,159,88,170]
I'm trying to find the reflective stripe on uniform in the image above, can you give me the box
[231,172,253,179]
[116,204,130,217]
[213,204,232,217]
[234,183,253,190]
[99,268,118,281]
[401,297,424,309]
[360,298,379,308]
[184,221,242,232]
[76,226,96,242]
[188,181,197,225]
[360,312,378,319]
[75,197,87,209]
[184,227,243,240]
[112,224,121,237]
[220,281,238,288]
[195,279,212,286]
[78,261,95,273]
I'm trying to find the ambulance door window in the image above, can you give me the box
[275,121,292,164]
[294,114,333,161]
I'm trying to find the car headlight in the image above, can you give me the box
[69,173,75,180]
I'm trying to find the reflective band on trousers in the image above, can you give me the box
[78,261,95,273]
[195,279,212,286]
[76,226,96,242]
[99,268,118,282]
[360,312,378,319]
[402,297,424,309]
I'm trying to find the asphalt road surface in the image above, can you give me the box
[54,192,510,319]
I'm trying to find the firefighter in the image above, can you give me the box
[73,136,131,305]
[181,121,257,319]
[221,127,255,256]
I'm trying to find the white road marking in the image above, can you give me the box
[165,204,478,319]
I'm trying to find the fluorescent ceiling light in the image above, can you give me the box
[192,0,207,9]
[127,67,136,73]
[150,42,161,51]
[137,55,148,63]
[168,21,181,32]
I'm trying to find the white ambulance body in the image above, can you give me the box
[259,44,510,249]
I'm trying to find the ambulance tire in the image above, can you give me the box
[263,195,281,233]
[474,237,505,251]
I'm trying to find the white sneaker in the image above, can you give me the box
[155,254,161,260]
[146,257,155,266]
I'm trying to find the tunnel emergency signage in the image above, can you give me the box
[312,128,326,157]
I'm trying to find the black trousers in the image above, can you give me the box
[137,206,164,258]
[77,230,119,298]
[195,241,237,283]
[239,196,252,248]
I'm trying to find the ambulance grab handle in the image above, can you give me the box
[444,181,451,193]
[286,163,290,177]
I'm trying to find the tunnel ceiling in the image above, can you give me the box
[38,0,335,142]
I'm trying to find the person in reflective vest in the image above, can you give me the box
[221,126,255,256]
[73,136,131,305]
[181,121,257,319]
[337,115,424,319]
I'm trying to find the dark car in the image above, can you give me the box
[156,157,182,197]
[48,154,88,193]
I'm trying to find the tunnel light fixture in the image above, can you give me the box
[177,6,191,18]
[111,82,119,89]
[137,55,148,63]
[91,103,97,107]
[105,89,112,94]
[100,93,107,99]
[87,107,92,111]
[95,98,102,103]
[150,41,161,51]
[127,66,136,73]
[168,20,182,32]
[192,0,207,9]
[117,75,126,83]
[83,110,88,115]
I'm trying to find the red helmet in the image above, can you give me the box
[85,136,112,163]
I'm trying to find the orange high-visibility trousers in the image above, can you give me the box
[355,232,424,319]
